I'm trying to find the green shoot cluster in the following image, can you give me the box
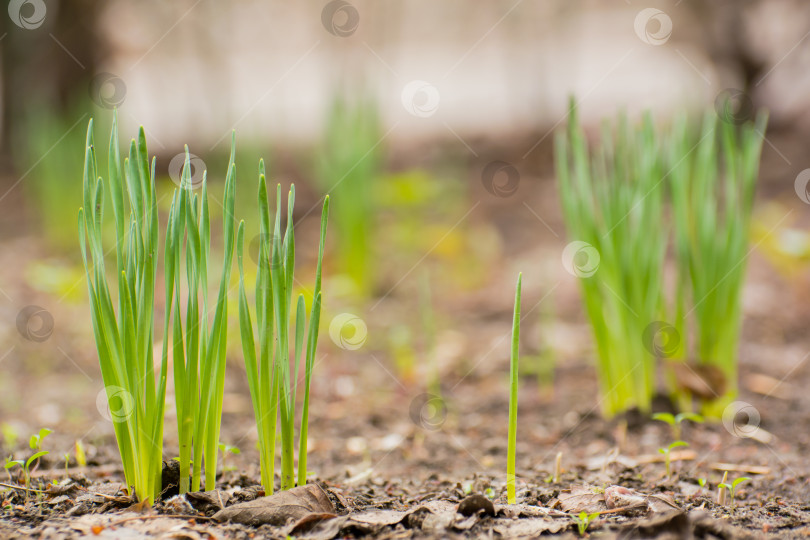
[236,176,329,493]
[556,102,666,416]
[556,98,767,417]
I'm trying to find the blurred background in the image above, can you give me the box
[1,0,810,480]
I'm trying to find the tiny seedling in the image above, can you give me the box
[218,442,241,473]
[4,450,49,501]
[698,478,707,488]
[29,428,52,453]
[718,475,750,510]
[573,511,600,536]
[506,273,522,505]
[485,487,496,500]
[27,428,51,475]
[658,440,688,479]
[652,412,703,440]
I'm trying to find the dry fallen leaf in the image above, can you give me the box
[556,486,606,513]
[212,484,335,526]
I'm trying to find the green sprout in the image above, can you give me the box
[556,99,667,416]
[236,178,329,494]
[165,141,237,494]
[658,440,689,479]
[668,109,767,417]
[573,511,600,536]
[80,116,237,501]
[4,446,49,501]
[79,115,167,504]
[652,412,703,440]
[218,442,241,473]
[718,476,750,510]
[698,477,707,488]
[506,273,522,505]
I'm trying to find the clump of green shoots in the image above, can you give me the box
[236,173,329,494]
[658,440,688,479]
[652,412,703,440]
[718,475,750,510]
[556,99,667,416]
[573,511,599,536]
[80,114,168,504]
[3,428,51,500]
[165,142,237,494]
[668,109,767,416]
[506,273,522,504]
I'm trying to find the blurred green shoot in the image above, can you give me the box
[556,98,667,416]
[316,93,382,297]
[652,412,703,440]
[668,110,767,417]
[1,424,18,450]
[236,177,329,493]
[419,270,441,398]
[507,273,522,505]
[74,440,87,467]
[388,325,417,385]
[19,105,111,250]
[218,442,241,472]
[573,511,600,536]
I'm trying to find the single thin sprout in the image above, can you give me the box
[507,273,522,505]
[419,270,440,398]
[554,451,563,483]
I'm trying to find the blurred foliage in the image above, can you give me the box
[16,103,112,251]
[377,169,500,293]
[315,92,383,298]
[752,202,810,279]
